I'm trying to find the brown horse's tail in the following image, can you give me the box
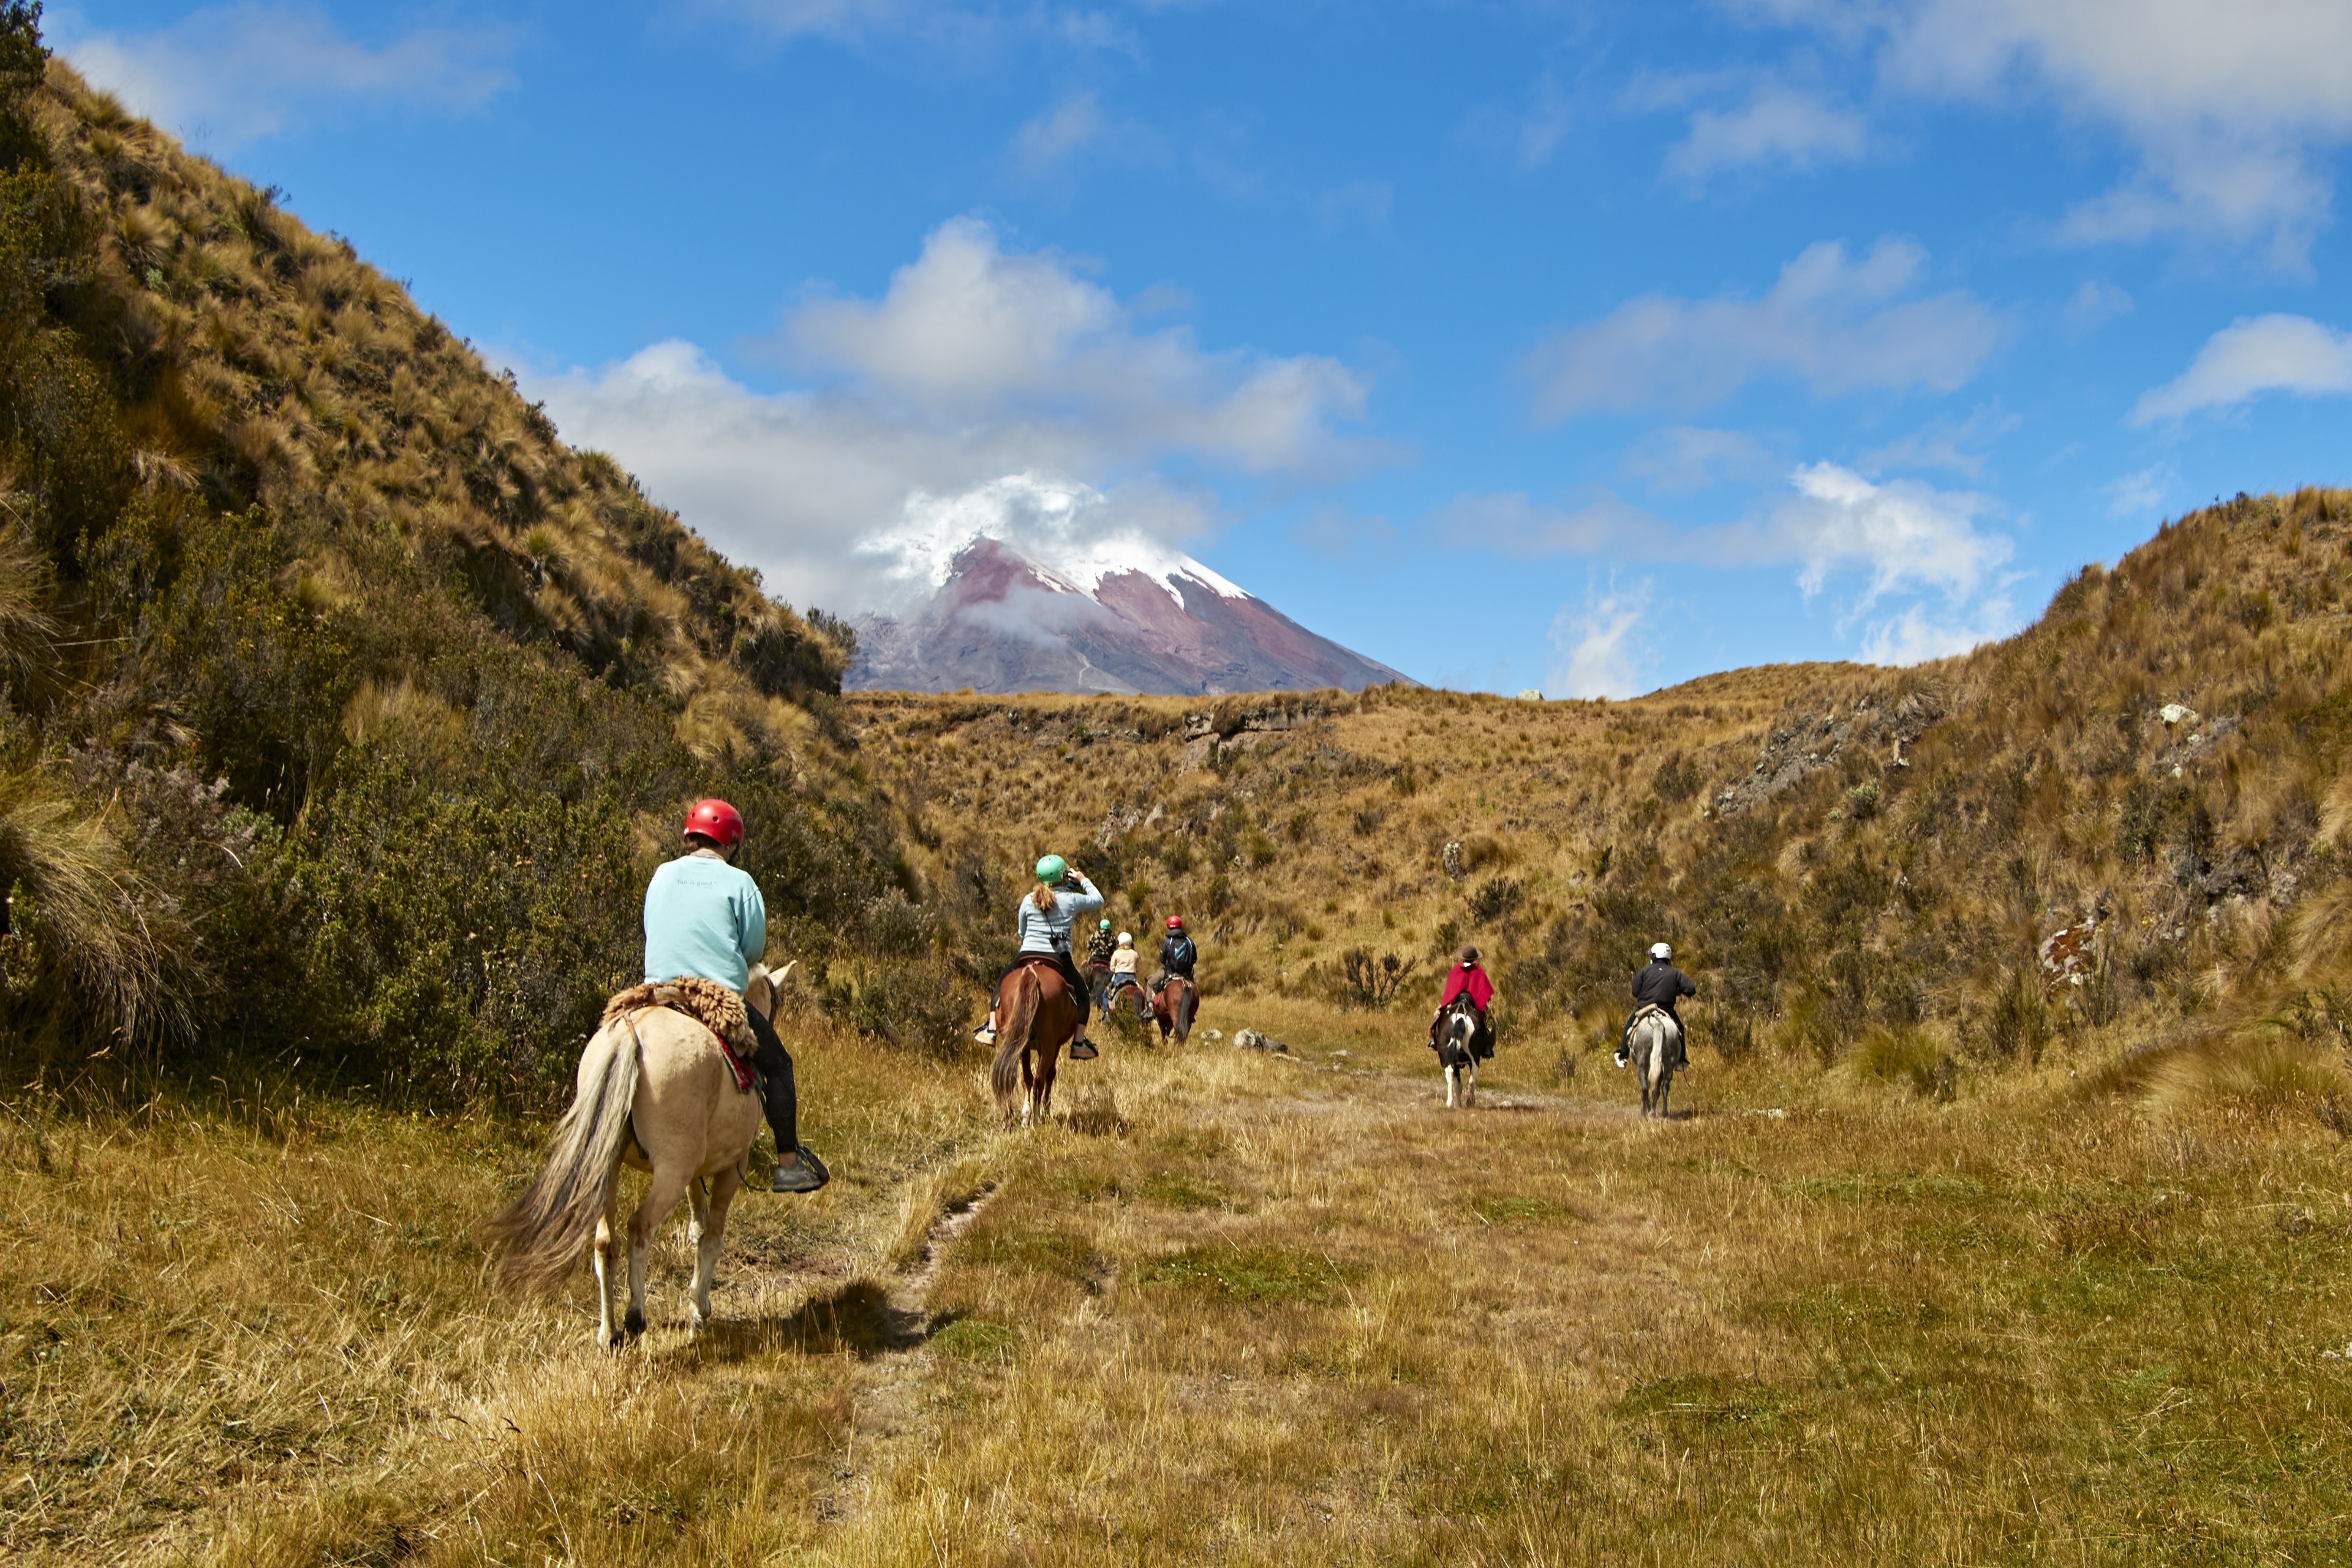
[482,1019,643,1295]
[990,965,1039,1122]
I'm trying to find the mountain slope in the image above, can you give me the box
[853,486,2352,1104]
[0,31,925,1094]
[850,535,1410,695]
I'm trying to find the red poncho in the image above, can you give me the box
[1439,962,1493,1011]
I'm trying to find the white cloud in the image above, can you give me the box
[786,217,1371,471]
[1462,71,1575,170]
[1751,0,2352,268]
[1858,597,2015,664]
[2101,464,2174,518]
[1857,403,2019,477]
[1526,238,2003,420]
[2062,278,2134,335]
[1623,426,1782,491]
[53,4,514,149]
[530,218,1377,615]
[2129,313,2352,424]
[1442,461,2015,662]
[1290,506,1399,563]
[1771,461,2008,608]
[1548,578,1655,699]
[1664,86,1868,183]
[1012,92,1106,174]
[695,0,1137,53]
[1432,491,1683,560]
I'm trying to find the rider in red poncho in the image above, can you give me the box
[1428,945,1499,1058]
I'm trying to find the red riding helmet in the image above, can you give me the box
[682,798,745,848]
[1166,916,1185,929]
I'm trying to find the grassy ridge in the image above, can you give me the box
[0,17,924,1098]
[857,486,2352,1119]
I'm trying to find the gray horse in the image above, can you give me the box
[1621,1005,1683,1118]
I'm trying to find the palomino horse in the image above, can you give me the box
[992,957,1080,1126]
[484,963,786,1346]
[1625,1005,1683,1118]
[1152,974,1197,1044]
[1433,995,1480,1108]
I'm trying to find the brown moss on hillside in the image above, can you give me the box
[29,61,848,737]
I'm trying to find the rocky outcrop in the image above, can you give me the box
[1714,689,1945,815]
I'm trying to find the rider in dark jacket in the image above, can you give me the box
[1620,942,1695,1066]
[1159,916,1197,982]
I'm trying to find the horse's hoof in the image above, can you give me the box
[623,1309,647,1338]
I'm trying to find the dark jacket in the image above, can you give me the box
[1632,959,1695,1017]
[1086,929,1117,967]
[1161,932,1197,978]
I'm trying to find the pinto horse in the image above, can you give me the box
[992,957,1080,1126]
[1152,974,1197,1044]
[484,965,786,1347]
[1433,994,1481,1108]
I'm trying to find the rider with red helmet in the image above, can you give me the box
[1158,914,1197,984]
[643,798,827,1193]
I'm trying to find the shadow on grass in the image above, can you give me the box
[681,1280,929,1364]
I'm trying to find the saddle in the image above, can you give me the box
[603,977,758,1094]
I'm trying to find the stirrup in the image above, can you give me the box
[771,1147,829,1194]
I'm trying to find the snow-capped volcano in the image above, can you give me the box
[845,481,1408,695]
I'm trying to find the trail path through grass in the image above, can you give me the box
[6,1025,2351,1564]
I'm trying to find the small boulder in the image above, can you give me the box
[2160,703,2199,729]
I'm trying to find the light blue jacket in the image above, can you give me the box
[1016,876,1102,956]
[643,851,766,992]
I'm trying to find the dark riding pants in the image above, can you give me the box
[745,1003,799,1153]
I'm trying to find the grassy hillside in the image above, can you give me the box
[0,17,919,1098]
[856,486,2352,1114]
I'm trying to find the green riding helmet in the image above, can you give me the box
[1035,853,1068,884]
[1099,919,1112,930]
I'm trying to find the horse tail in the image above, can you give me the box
[482,1019,643,1296]
[991,967,1038,1121]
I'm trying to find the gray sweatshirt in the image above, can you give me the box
[1015,876,1104,955]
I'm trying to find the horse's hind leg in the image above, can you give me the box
[627,1163,692,1338]
[684,1175,712,1329]
[1465,1058,1477,1108]
[689,1167,742,1329]
[594,1189,624,1348]
[1444,1063,1457,1109]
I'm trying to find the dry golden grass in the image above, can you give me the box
[10,1009,2351,1562]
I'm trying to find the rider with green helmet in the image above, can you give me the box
[974,854,1106,1058]
[1085,917,1117,970]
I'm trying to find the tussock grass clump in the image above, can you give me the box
[2139,1034,2352,1121]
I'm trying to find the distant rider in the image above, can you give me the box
[1618,941,1696,1069]
[1158,916,1197,992]
[643,798,828,1194]
[1428,944,1498,1058]
[1086,918,1117,971]
[974,856,1106,1059]
[1106,931,1148,1019]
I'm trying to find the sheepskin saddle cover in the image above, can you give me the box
[603,978,757,1090]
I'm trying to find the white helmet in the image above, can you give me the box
[1117,931,1133,946]
[1650,941,1672,960]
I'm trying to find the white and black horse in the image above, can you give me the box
[1621,1005,1683,1118]
[1433,995,1483,1108]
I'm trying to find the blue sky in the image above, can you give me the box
[52,1,2352,694]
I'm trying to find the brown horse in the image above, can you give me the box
[483,965,785,1347]
[1152,974,1198,1044]
[990,957,1080,1126]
